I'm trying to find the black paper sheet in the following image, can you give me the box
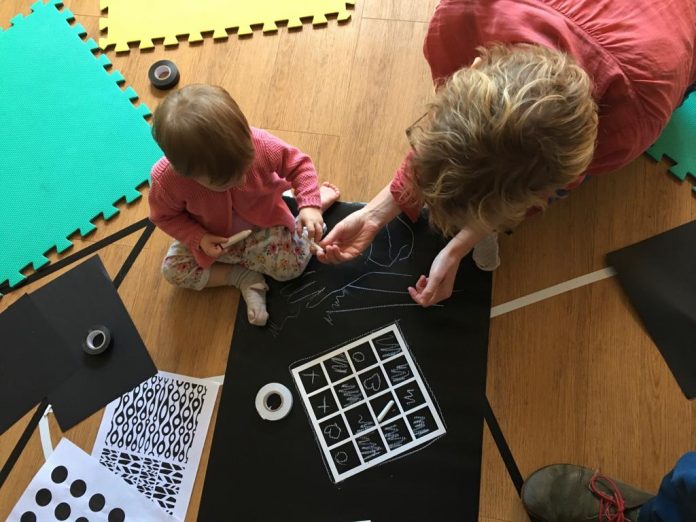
[0,296,77,435]
[200,203,492,521]
[30,256,157,430]
[607,220,696,399]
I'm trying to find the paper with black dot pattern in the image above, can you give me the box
[8,439,175,521]
[291,324,446,483]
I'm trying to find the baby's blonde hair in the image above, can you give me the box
[409,43,598,236]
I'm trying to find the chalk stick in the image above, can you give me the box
[222,229,252,249]
[301,226,325,255]
[377,399,395,422]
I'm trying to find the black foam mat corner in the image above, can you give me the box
[30,256,157,430]
[0,295,78,435]
[607,220,696,399]
[200,203,492,521]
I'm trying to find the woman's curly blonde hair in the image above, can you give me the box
[408,43,598,237]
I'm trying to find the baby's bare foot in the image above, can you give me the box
[319,182,340,212]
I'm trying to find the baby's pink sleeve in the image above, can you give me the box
[263,131,321,209]
[148,169,207,254]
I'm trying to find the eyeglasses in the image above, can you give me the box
[405,112,428,151]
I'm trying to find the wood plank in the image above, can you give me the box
[479,424,530,522]
[332,18,434,202]
[363,0,439,23]
[266,130,342,187]
[260,4,363,135]
[66,0,99,17]
[487,287,593,478]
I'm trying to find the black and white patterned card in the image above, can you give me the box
[9,439,174,521]
[91,372,219,521]
[291,324,446,482]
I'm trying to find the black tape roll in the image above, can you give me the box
[83,325,112,355]
[148,60,180,90]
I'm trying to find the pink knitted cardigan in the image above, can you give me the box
[149,127,321,269]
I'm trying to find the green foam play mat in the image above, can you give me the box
[0,0,161,288]
[647,92,696,192]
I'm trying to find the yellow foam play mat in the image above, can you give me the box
[99,0,355,52]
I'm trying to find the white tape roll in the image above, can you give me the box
[255,383,293,421]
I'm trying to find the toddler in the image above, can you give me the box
[148,84,339,326]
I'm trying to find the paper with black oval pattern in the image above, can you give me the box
[91,372,219,521]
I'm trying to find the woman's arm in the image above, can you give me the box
[408,225,488,306]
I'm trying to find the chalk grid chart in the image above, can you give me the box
[291,324,446,482]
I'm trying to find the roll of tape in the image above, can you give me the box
[255,383,293,421]
[148,60,180,90]
[82,325,112,355]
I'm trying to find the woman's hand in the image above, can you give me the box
[318,183,402,264]
[408,226,486,306]
[408,246,466,306]
[317,208,382,263]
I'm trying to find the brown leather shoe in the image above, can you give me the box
[521,464,655,522]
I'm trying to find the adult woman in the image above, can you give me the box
[319,0,696,306]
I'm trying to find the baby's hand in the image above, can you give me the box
[199,234,228,259]
[297,207,324,242]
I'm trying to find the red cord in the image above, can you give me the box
[589,470,627,522]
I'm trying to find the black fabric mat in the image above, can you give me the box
[30,256,157,430]
[0,296,77,435]
[607,220,696,399]
[200,203,492,521]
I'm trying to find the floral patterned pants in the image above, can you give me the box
[161,226,311,290]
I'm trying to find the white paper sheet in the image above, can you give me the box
[291,323,446,483]
[9,438,175,521]
[92,371,219,521]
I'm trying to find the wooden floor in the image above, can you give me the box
[2,1,696,520]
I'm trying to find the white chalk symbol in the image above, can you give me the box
[389,362,410,383]
[363,373,381,393]
[317,396,331,415]
[330,356,349,375]
[338,382,362,405]
[403,388,416,405]
[356,414,373,432]
[412,414,429,437]
[323,422,343,440]
[303,369,320,384]
[334,451,348,465]
[351,351,365,363]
